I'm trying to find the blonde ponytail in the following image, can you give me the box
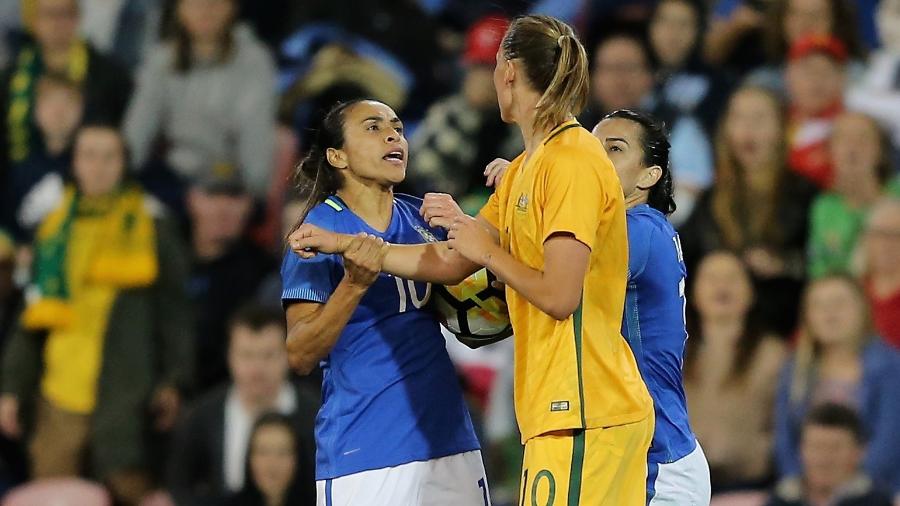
[501,15,590,133]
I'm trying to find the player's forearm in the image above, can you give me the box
[382,242,480,285]
[482,246,580,321]
[286,279,367,375]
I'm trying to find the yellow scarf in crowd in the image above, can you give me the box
[21,185,158,330]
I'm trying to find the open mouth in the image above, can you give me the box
[383,149,405,163]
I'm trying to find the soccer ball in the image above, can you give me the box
[431,269,513,349]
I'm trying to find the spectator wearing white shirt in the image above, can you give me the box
[165,304,318,506]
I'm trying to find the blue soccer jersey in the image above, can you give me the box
[621,204,697,466]
[281,194,480,480]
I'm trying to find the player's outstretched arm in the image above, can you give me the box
[285,234,387,374]
[448,216,589,321]
[289,217,496,285]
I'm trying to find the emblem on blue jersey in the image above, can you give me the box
[515,193,529,213]
[413,225,439,243]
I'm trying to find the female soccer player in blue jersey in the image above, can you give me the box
[280,99,487,506]
[592,110,711,505]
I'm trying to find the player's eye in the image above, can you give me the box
[367,124,379,131]
[395,125,404,135]
[609,145,623,152]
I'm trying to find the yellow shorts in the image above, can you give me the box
[519,415,654,506]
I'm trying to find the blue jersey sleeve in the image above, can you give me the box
[626,213,653,281]
[281,250,340,304]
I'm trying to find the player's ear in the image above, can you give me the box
[636,165,662,191]
[504,58,517,85]
[326,147,349,169]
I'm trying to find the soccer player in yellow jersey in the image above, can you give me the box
[291,15,654,505]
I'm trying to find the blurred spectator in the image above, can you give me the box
[581,0,658,52]
[649,0,731,139]
[767,403,893,506]
[807,112,894,278]
[774,275,900,500]
[0,125,193,505]
[704,0,769,75]
[684,251,786,492]
[784,35,847,189]
[226,412,312,506]
[79,0,161,70]
[283,0,453,119]
[0,0,132,167]
[1,73,82,243]
[278,42,408,149]
[846,0,900,148]
[403,16,521,209]
[647,0,728,224]
[124,0,277,201]
[186,169,275,391]
[579,32,654,131]
[680,86,816,334]
[862,198,900,350]
[748,0,865,93]
[167,304,317,506]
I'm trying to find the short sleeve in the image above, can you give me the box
[478,190,500,231]
[280,250,339,305]
[625,214,653,281]
[539,150,609,249]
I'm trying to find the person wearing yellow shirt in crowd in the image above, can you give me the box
[0,124,193,506]
[290,14,653,505]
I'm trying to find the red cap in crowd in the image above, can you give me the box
[463,16,510,66]
[788,34,848,64]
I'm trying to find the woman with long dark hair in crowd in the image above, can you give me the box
[684,251,786,492]
[124,0,276,203]
[280,98,484,506]
[679,85,815,335]
[228,412,312,506]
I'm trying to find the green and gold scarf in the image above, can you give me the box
[7,40,89,162]
[21,185,159,330]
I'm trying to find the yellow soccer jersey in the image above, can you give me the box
[479,120,652,442]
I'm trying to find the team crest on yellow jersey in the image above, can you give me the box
[515,193,529,214]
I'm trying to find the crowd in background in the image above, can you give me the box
[0,0,899,505]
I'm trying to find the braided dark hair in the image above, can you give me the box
[289,99,370,234]
[603,109,676,215]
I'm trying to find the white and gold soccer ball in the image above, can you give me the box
[431,268,512,349]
